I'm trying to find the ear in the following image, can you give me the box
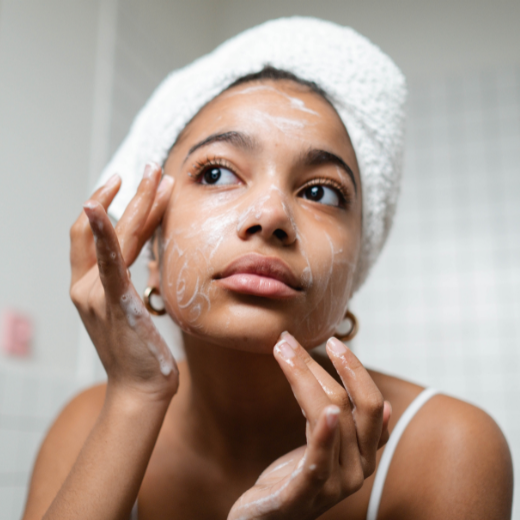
[147,259,161,291]
[146,233,162,292]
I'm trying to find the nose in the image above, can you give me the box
[237,187,297,246]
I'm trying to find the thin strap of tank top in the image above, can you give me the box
[366,387,439,520]
[130,500,138,520]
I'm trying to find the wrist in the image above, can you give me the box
[104,379,175,415]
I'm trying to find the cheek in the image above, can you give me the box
[157,188,361,345]
[160,242,215,332]
[295,224,359,343]
[158,194,242,331]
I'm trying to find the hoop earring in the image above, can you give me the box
[143,286,166,316]
[334,310,358,342]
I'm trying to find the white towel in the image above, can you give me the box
[96,16,407,291]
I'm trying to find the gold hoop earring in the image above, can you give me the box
[334,310,359,342]
[143,286,166,316]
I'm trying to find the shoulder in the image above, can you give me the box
[38,383,107,457]
[310,358,512,519]
[22,383,107,519]
[378,383,513,520]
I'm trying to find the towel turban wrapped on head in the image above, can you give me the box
[96,16,407,292]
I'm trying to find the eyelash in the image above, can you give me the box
[191,156,236,182]
[190,156,351,208]
[301,177,350,208]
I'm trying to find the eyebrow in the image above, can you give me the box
[183,131,256,163]
[183,130,357,195]
[303,149,357,194]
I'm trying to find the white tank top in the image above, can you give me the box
[366,387,439,520]
[130,388,439,520]
[130,501,138,520]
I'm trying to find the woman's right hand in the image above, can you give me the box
[70,164,179,402]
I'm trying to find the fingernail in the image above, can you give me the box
[82,202,102,233]
[143,164,153,178]
[83,200,97,212]
[326,405,340,429]
[327,337,347,356]
[105,173,120,188]
[158,175,174,193]
[274,340,296,360]
[281,331,299,350]
[143,163,157,179]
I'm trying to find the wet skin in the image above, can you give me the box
[156,81,362,352]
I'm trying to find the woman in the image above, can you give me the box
[23,18,512,520]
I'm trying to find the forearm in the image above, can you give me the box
[42,386,170,520]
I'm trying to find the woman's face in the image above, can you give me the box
[159,80,362,352]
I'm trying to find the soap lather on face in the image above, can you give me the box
[156,78,362,352]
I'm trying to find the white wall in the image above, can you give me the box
[0,0,98,372]
[0,2,100,515]
[209,0,520,81]
[108,0,219,158]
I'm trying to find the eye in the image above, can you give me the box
[200,166,239,186]
[300,184,342,207]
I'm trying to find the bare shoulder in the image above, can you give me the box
[22,383,107,519]
[372,373,513,520]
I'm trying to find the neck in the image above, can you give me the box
[174,332,306,470]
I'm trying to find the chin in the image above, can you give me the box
[170,301,338,353]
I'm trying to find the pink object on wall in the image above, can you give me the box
[1,309,33,357]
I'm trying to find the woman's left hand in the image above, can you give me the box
[228,333,391,520]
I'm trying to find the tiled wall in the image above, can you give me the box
[108,0,216,160]
[0,367,76,519]
[353,67,520,517]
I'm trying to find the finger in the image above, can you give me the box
[281,332,352,404]
[83,200,130,301]
[273,336,333,427]
[281,333,360,443]
[326,337,385,472]
[115,163,162,263]
[298,405,339,489]
[70,174,121,285]
[289,334,365,473]
[303,406,364,498]
[131,175,174,260]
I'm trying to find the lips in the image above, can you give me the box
[215,253,302,299]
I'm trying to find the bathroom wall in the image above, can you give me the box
[352,66,520,519]
[0,0,518,518]
[0,0,99,372]
[0,366,76,519]
[208,0,520,81]
[0,1,98,514]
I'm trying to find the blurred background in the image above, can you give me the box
[0,0,518,518]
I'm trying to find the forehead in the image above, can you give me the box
[216,80,335,116]
[175,80,355,156]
